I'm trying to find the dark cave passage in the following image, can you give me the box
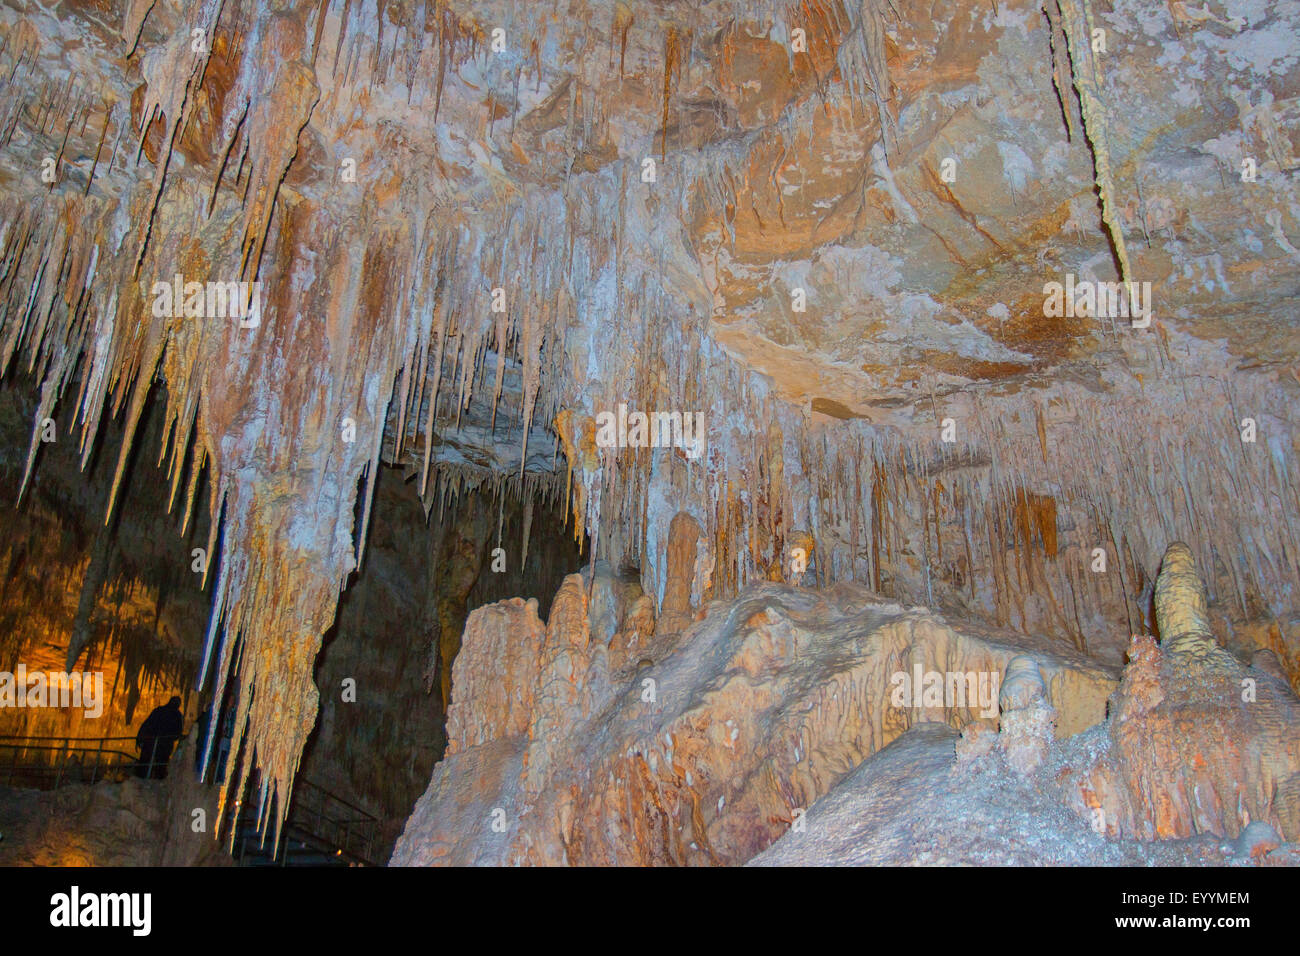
[0,374,586,862]
[304,461,585,850]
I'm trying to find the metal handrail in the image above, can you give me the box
[294,778,380,824]
[0,733,385,865]
[0,734,172,787]
[282,778,382,864]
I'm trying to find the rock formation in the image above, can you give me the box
[1060,543,1300,844]
[393,567,1117,865]
[396,542,1300,865]
[0,0,1297,856]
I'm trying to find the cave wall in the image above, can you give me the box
[0,380,211,741]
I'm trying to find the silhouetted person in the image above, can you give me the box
[135,696,183,779]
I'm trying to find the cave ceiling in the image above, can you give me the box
[1,0,1297,830]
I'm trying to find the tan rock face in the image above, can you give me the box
[1063,630,1300,843]
[0,732,229,867]
[393,571,1115,865]
[0,780,169,867]
[1057,545,1300,844]
[445,598,547,754]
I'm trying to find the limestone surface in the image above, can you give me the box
[393,569,1117,865]
[396,546,1300,866]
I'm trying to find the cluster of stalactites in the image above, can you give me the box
[5,0,1296,843]
[564,349,1298,655]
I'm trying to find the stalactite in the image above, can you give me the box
[1045,0,1132,284]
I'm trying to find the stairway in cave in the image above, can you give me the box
[220,777,385,867]
[228,816,366,868]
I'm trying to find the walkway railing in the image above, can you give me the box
[0,733,384,865]
[0,734,168,788]
[231,778,384,866]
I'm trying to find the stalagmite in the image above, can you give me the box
[1153,541,1217,659]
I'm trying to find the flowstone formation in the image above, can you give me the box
[1,0,1297,845]
[395,543,1300,866]
[1060,542,1300,844]
[751,542,1300,865]
[392,563,1118,865]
